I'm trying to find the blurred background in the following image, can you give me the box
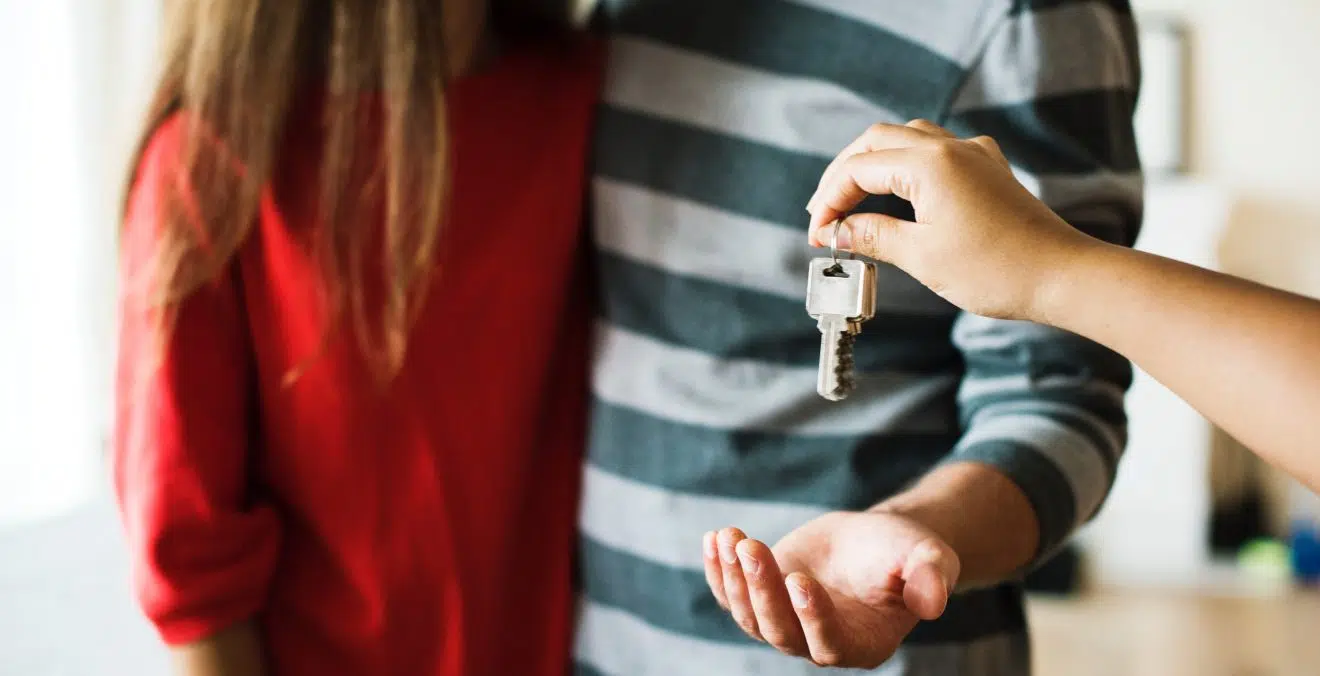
[1,0,1318,674]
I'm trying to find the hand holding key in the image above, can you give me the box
[803,119,1096,324]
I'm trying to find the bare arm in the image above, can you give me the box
[807,121,1320,493]
[1039,241,1320,491]
[872,461,1038,589]
[171,623,266,676]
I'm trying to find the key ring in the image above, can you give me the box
[829,219,853,265]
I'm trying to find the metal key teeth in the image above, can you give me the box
[831,331,857,396]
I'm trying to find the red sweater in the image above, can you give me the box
[114,41,601,676]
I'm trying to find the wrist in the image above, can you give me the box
[870,462,1039,586]
[1027,228,1108,328]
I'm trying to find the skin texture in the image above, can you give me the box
[703,461,1038,668]
[805,119,1320,493]
[172,622,265,676]
[711,118,1320,667]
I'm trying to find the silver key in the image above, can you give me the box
[806,257,877,401]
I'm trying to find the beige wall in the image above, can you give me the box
[1135,0,1320,297]
[1132,0,1320,534]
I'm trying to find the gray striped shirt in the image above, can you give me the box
[579,1,1142,674]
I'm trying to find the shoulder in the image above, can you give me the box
[129,113,188,199]
[128,111,246,212]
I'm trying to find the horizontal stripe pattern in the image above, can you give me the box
[595,107,918,231]
[596,253,961,371]
[952,314,1134,388]
[587,398,960,503]
[958,413,1113,522]
[576,595,886,675]
[581,538,1029,645]
[958,373,1128,414]
[1014,170,1143,244]
[946,90,1140,174]
[575,596,1029,674]
[969,400,1124,468]
[583,0,1142,672]
[593,178,956,316]
[950,1,1138,112]
[580,466,828,571]
[603,37,900,158]
[591,324,962,436]
[945,439,1079,559]
[787,0,1005,65]
[1012,0,1133,15]
[598,0,962,115]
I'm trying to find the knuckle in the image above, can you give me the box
[930,138,960,160]
[856,218,880,254]
[864,121,898,141]
[969,135,1005,160]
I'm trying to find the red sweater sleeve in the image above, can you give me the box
[113,117,282,645]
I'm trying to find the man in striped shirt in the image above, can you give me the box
[579,1,1142,674]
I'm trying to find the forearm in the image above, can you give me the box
[1039,241,1320,491]
[870,461,1039,588]
[171,621,266,676]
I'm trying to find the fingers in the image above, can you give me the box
[808,146,924,234]
[810,212,909,264]
[703,531,729,610]
[717,528,761,640]
[806,120,954,238]
[735,539,808,656]
[785,572,849,667]
[900,539,960,621]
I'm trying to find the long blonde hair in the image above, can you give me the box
[125,0,569,379]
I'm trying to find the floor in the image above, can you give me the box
[1029,589,1320,676]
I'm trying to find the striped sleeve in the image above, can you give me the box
[939,0,1142,565]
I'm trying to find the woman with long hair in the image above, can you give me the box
[114,2,600,674]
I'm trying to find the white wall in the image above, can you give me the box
[0,1,102,528]
[0,0,157,528]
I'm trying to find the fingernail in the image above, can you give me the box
[787,580,809,608]
[738,547,760,575]
[719,534,739,565]
[703,532,717,560]
[910,541,941,566]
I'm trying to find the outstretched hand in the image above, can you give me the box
[703,510,959,669]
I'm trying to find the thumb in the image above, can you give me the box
[900,539,960,620]
[812,213,912,264]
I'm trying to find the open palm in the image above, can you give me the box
[704,511,960,669]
